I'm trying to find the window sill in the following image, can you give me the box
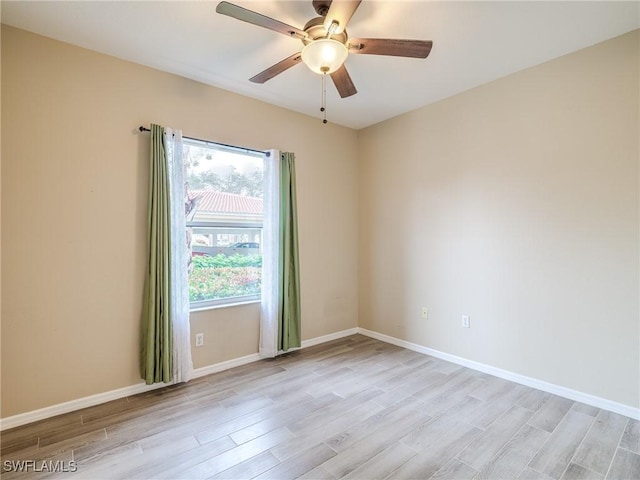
[189,299,261,314]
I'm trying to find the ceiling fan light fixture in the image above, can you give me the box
[301,38,348,75]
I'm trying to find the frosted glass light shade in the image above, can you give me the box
[301,39,348,75]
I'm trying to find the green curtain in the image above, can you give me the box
[140,124,173,384]
[277,152,301,351]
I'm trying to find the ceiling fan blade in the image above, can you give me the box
[216,2,307,40]
[348,38,433,58]
[249,53,302,84]
[324,0,361,34]
[330,65,357,98]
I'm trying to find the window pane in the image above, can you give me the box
[184,141,264,307]
[189,227,262,303]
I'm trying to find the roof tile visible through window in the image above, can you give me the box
[189,190,263,215]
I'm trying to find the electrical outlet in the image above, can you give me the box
[195,333,204,347]
[421,307,428,319]
[461,315,470,328]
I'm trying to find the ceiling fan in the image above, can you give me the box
[216,0,433,99]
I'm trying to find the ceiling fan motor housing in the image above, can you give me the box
[302,17,347,46]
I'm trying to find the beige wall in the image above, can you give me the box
[0,21,4,415]
[2,24,638,419]
[358,30,639,408]
[1,26,358,417]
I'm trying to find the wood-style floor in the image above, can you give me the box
[1,335,639,480]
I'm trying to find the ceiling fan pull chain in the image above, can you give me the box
[321,69,328,124]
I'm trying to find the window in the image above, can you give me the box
[184,139,264,309]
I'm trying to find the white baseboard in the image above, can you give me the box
[191,353,262,379]
[301,327,359,348]
[0,381,169,431]
[0,327,360,431]
[5,326,635,431]
[357,327,640,421]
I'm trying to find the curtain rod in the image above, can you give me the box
[138,126,270,157]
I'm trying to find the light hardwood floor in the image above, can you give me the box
[1,335,639,479]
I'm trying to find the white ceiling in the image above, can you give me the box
[2,1,638,129]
